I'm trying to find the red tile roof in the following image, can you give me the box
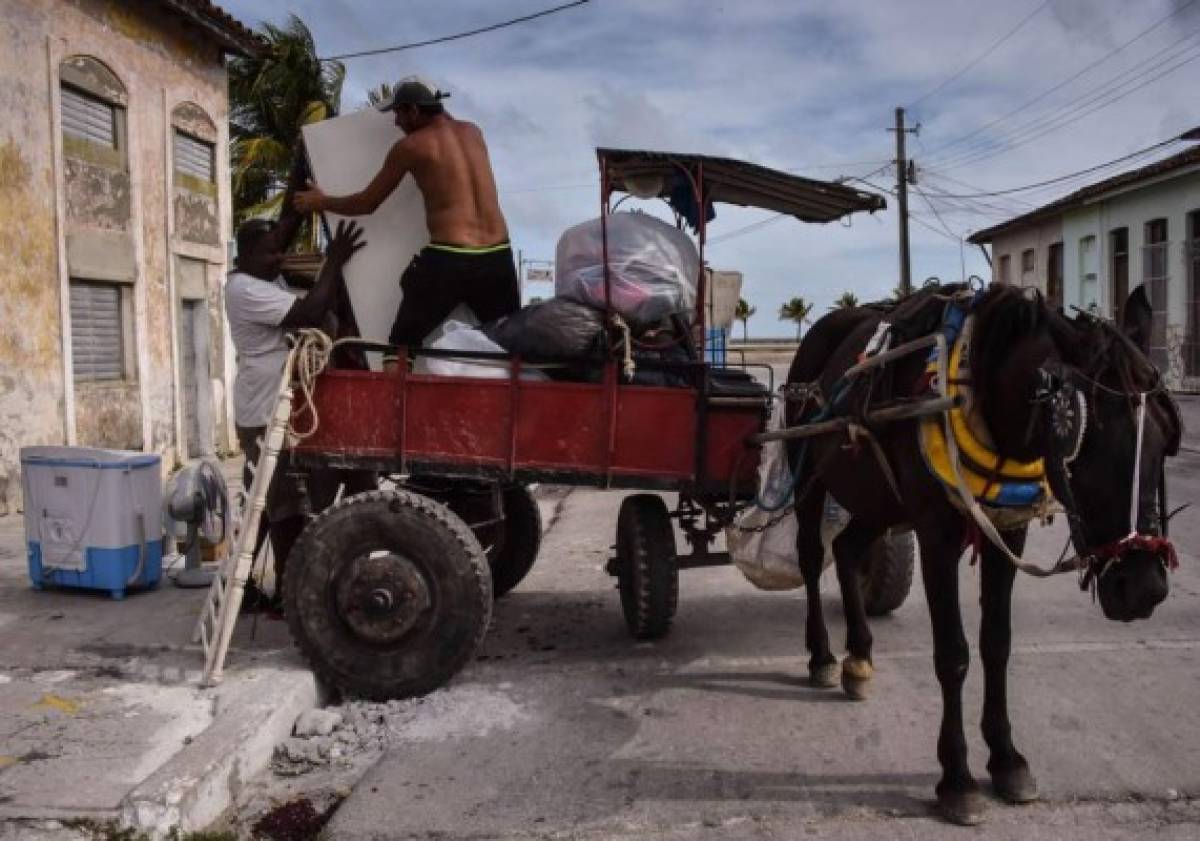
[157,0,266,57]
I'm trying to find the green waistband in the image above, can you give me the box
[426,241,511,255]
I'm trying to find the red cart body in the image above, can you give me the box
[293,362,764,496]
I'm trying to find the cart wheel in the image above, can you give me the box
[487,485,542,598]
[859,530,915,617]
[284,489,491,700]
[615,494,678,640]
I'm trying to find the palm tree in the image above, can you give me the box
[735,297,756,341]
[228,14,345,230]
[778,297,813,339]
[832,291,859,309]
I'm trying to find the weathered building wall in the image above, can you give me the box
[1062,172,1200,389]
[0,0,236,511]
[990,217,1062,297]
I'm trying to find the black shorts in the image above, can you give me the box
[388,243,521,350]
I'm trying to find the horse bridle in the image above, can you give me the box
[1034,364,1179,589]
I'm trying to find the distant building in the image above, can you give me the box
[969,146,1200,391]
[0,0,261,512]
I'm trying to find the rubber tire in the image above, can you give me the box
[488,485,542,598]
[859,530,916,617]
[284,489,491,700]
[615,494,678,640]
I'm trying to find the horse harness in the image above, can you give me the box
[1032,359,1180,589]
[780,289,1181,582]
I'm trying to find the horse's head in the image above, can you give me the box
[1037,287,1182,621]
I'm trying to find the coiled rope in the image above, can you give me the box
[288,328,334,442]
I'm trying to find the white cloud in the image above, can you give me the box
[220,0,1198,335]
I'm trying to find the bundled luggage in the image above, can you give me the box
[554,211,699,328]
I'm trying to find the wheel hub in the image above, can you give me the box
[335,552,432,644]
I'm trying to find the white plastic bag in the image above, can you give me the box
[414,318,548,380]
[554,211,699,325]
[727,400,842,590]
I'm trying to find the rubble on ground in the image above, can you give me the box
[272,684,528,777]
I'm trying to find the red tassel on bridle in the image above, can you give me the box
[1090,533,1180,572]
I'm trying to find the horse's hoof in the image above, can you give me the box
[840,656,873,701]
[809,662,840,688]
[937,789,987,826]
[992,764,1038,804]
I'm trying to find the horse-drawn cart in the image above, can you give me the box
[237,149,912,700]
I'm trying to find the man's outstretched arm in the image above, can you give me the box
[294,142,409,217]
[281,220,366,328]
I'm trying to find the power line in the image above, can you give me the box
[848,177,965,245]
[707,213,787,245]
[918,170,1039,207]
[907,0,1053,109]
[322,0,590,60]
[920,133,1190,199]
[909,210,969,244]
[936,41,1200,170]
[936,36,1200,170]
[924,0,1197,160]
[912,185,960,239]
[918,175,1037,216]
[931,23,1200,169]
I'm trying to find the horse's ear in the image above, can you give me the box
[1121,285,1153,355]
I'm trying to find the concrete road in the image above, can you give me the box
[325,454,1200,840]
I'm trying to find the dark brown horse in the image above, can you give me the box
[784,282,1182,824]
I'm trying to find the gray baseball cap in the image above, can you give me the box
[374,75,449,111]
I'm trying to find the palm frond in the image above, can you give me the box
[227,12,345,219]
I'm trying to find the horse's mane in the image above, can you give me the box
[969,284,1052,424]
[969,283,1180,452]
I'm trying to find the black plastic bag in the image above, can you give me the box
[483,298,606,360]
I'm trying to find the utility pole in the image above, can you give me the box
[889,107,919,295]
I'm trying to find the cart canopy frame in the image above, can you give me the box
[597,147,887,223]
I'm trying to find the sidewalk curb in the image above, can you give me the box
[119,658,320,837]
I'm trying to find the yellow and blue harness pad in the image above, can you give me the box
[917,310,1051,509]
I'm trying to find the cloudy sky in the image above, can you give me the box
[221,0,1199,337]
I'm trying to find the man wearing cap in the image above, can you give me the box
[294,77,519,364]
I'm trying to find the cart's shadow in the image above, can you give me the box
[479,586,905,670]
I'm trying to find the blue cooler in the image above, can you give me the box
[21,446,163,599]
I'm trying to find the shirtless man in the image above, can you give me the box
[294,77,519,364]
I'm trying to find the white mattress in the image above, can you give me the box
[302,110,429,367]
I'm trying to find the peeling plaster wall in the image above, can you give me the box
[0,0,235,511]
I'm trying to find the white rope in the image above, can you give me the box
[610,314,636,380]
[289,328,334,442]
[1129,392,1147,537]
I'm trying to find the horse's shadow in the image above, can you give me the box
[650,669,850,703]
